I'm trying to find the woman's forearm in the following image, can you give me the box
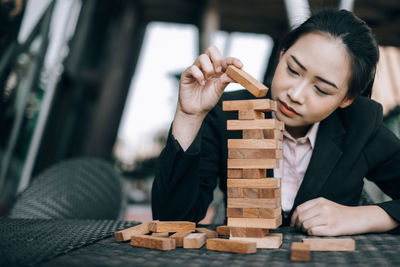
[356,205,399,234]
[172,108,206,151]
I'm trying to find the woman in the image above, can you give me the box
[151,9,400,236]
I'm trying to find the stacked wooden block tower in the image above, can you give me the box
[223,65,284,249]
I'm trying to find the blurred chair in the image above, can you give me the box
[7,157,126,220]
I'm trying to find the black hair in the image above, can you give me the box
[280,9,379,98]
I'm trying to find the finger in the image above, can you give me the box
[295,204,321,229]
[181,65,205,86]
[205,46,223,73]
[222,57,243,71]
[291,199,320,226]
[194,54,215,79]
[306,225,334,237]
[301,215,326,233]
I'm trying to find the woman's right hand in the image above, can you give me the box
[172,46,243,150]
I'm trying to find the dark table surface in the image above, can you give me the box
[1,219,400,266]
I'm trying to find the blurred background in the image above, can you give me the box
[0,0,399,223]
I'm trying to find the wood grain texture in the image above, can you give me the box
[222,99,276,112]
[228,216,282,229]
[228,139,282,149]
[130,235,175,250]
[302,238,356,251]
[229,227,269,238]
[228,148,282,159]
[242,169,266,179]
[151,232,169,237]
[227,178,281,188]
[227,158,279,169]
[242,129,264,139]
[230,233,282,249]
[169,232,191,247]
[227,119,280,130]
[183,233,206,249]
[149,221,196,233]
[239,110,265,120]
[263,129,283,140]
[225,65,269,97]
[291,242,311,261]
[195,228,218,239]
[216,225,231,236]
[227,207,281,219]
[115,222,150,242]
[227,198,281,209]
[206,238,257,254]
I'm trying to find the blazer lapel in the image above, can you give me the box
[290,111,346,215]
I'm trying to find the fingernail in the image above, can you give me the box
[201,80,206,86]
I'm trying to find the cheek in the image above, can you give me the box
[271,65,287,98]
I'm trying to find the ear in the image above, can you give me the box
[279,50,285,59]
[339,96,355,108]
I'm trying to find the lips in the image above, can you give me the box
[278,100,299,117]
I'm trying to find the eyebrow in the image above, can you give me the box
[290,55,338,89]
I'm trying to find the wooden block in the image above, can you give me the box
[229,227,269,238]
[169,232,191,247]
[227,187,242,198]
[263,129,283,140]
[242,208,259,218]
[227,119,280,131]
[227,207,281,219]
[206,238,257,254]
[115,222,150,242]
[258,207,282,218]
[242,188,259,198]
[227,158,279,169]
[291,242,311,261]
[130,235,175,251]
[242,129,264,139]
[228,217,282,229]
[227,207,243,217]
[227,169,243,178]
[302,238,356,251]
[222,99,276,112]
[229,148,281,160]
[151,232,169,237]
[228,198,281,209]
[239,110,265,120]
[225,65,269,97]
[195,227,218,239]
[216,225,230,236]
[230,233,282,249]
[242,169,266,179]
[228,139,282,149]
[227,178,281,188]
[183,233,206,249]
[149,221,195,233]
[259,188,281,198]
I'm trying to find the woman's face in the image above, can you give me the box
[271,32,353,138]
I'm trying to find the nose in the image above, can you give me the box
[287,81,306,104]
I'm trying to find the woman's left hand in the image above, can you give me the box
[290,197,365,236]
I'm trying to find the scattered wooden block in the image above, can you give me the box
[239,110,265,120]
[230,233,282,249]
[228,198,281,209]
[151,232,169,237]
[229,227,269,238]
[216,225,231,236]
[206,238,257,254]
[169,232,191,247]
[222,99,276,112]
[228,139,282,149]
[225,65,269,97]
[115,222,150,242]
[302,238,356,251]
[196,227,218,239]
[228,158,279,169]
[149,221,196,233]
[227,119,281,130]
[291,242,311,261]
[228,217,282,229]
[227,178,281,188]
[183,233,206,249]
[130,235,175,251]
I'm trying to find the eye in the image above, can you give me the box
[287,65,299,76]
[315,86,329,95]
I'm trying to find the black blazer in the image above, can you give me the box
[152,90,400,229]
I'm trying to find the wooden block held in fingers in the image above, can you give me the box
[239,110,265,120]
[228,198,281,209]
[227,119,280,130]
[130,235,175,250]
[225,65,269,97]
[195,228,218,239]
[206,238,257,254]
[183,233,206,249]
[228,158,279,169]
[291,242,311,261]
[115,222,150,242]
[228,139,282,149]
[302,238,356,251]
[152,232,169,237]
[229,227,269,238]
[230,233,282,249]
[227,178,281,188]
[228,217,282,229]
[149,221,196,233]
[169,232,191,247]
[242,129,264,139]
[223,99,276,112]
[216,225,230,236]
